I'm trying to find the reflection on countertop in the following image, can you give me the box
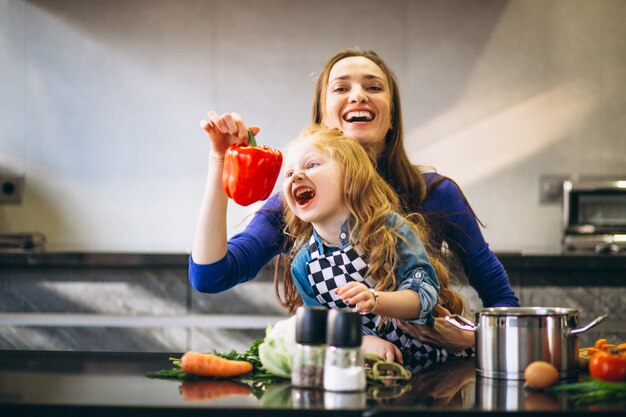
[2,350,623,416]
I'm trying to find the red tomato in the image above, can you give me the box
[589,350,626,382]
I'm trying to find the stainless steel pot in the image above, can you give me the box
[446,307,607,380]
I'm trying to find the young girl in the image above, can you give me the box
[281,124,470,370]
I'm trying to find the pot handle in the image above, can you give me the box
[570,314,609,335]
[445,314,477,332]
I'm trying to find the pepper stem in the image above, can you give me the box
[247,129,257,147]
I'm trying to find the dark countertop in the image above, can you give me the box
[1,250,625,269]
[497,252,626,270]
[0,350,623,416]
[0,250,189,268]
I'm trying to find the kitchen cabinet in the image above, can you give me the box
[1,251,625,351]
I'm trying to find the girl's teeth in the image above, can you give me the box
[295,189,315,205]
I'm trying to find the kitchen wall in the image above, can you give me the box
[1,0,624,253]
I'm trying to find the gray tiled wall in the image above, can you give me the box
[2,0,625,254]
[519,286,625,348]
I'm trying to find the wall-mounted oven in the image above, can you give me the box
[563,180,626,254]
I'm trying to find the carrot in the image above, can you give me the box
[594,338,607,350]
[600,343,616,351]
[179,380,251,402]
[180,351,253,377]
[618,343,626,351]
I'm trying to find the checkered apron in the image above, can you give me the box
[305,235,474,372]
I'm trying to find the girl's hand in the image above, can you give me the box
[336,282,376,314]
[199,111,260,159]
[362,335,403,364]
[396,305,475,352]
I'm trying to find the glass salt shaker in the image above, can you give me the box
[323,310,366,392]
[291,307,328,389]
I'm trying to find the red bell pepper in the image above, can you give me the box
[222,130,283,206]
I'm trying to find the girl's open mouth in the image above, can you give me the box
[294,187,315,205]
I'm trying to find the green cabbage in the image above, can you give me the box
[258,315,297,378]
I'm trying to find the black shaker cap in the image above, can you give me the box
[295,306,328,344]
[326,309,362,347]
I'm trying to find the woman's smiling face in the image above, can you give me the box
[321,56,392,155]
[282,138,348,229]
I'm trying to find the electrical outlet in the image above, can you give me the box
[539,174,569,204]
[0,176,24,204]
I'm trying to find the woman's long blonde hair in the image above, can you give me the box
[276,125,464,316]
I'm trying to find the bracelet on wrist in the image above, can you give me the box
[365,288,379,314]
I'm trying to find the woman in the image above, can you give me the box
[190,48,519,361]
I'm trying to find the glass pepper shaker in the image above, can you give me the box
[323,310,366,392]
[291,306,328,389]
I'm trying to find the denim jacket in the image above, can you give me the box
[290,212,440,333]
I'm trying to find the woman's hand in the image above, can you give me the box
[200,111,260,159]
[362,335,403,364]
[396,305,475,352]
[335,282,375,314]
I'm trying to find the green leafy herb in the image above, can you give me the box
[547,379,626,405]
[147,357,189,379]
[213,338,264,371]
[147,367,195,380]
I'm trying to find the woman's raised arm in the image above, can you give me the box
[191,111,260,264]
